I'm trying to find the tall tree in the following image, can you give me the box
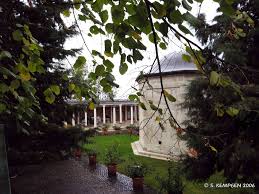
[182,0,259,186]
[0,0,82,128]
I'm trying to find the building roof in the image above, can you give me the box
[66,99,137,106]
[150,52,197,74]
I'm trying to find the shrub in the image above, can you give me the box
[104,141,122,165]
[126,124,139,131]
[125,161,149,178]
[113,125,121,130]
[156,162,184,194]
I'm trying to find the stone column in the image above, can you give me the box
[124,106,127,121]
[94,108,97,128]
[72,112,75,126]
[84,111,87,126]
[134,105,137,121]
[113,106,116,125]
[130,106,133,124]
[103,105,106,124]
[110,107,113,123]
[119,104,122,123]
[77,112,80,124]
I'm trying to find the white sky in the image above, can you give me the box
[63,0,219,99]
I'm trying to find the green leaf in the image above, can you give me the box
[209,145,218,153]
[158,23,168,36]
[74,56,86,69]
[105,39,112,53]
[0,66,17,78]
[12,30,23,41]
[129,94,139,101]
[50,85,60,95]
[0,103,6,113]
[95,65,105,76]
[163,90,176,102]
[99,10,108,23]
[150,103,158,111]
[169,10,182,24]
[178,24,193,35]
[153,2,167,18]
[111,5,124,24]
[182,0,192,11]
[44,88,55,104]
[73,0,81,9]
[89,101,95,110]
[0,83,9,93]
[219,1,235,16]
[78,14,88,21]
[131,31,142,40]
[210,71,220,86]
[182,54,192,62]
[104,51,113,58]
[139,102,147,110]
[28,61,37,73]
[45,94,55,104]
[103,59,114,70]
[20,71,31,81]
[105,23,114,34]
[62,9,71,17]
[226,107,239,117]
[90,25,100,34]
[0,51,12,59]
[159,42,167,50]
[62,74,69,81]
[119,63,128,75]
[133,49,143,63]
[91,0,103,12]
[68,83,75,92]
[103,85,112,93]
[10,80,20,89]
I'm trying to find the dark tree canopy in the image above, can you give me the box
[182,0,259,186]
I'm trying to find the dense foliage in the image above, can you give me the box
[1,0,258,187]
[182,0,259,186]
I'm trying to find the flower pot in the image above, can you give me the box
[102,129,108,135]
[88,154,97,166]
[107,164,117,176]
[74,148,81,158]
[128,129,133,135]
[132,177,144,191]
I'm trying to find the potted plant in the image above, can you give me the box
[126,162,148,191]
[156,162,184,194]
[102,123,109,135]
[104,142,122,177]
[73,141,84,159]
[74,145,82,159]
[126,124,135,134]
[84,148,98,166]
[113,125,121,132]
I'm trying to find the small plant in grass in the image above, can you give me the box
[83,147,98,166]
[104,141,122,176]
[102,124,110,134]
[125,161,149,191]
[156,162,184,194]
[126,124,138,134]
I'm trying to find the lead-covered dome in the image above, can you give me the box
[150,52,197,74]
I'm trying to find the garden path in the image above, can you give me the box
[10,156,156,194]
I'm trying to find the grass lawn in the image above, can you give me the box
[85,134,255,194]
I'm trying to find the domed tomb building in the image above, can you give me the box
[132,52,200,160]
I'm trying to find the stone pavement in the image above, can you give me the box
[10,157,157,194]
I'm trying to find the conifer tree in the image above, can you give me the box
[182,0,259,186]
